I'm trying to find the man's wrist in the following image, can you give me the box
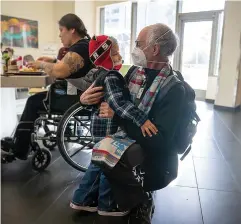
[136,116,148,127]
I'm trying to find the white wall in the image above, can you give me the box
[75,1,96,37]
[53,1,75,46]
[1,1,74,60]
[215,1,241,107]
[2,1,55,59]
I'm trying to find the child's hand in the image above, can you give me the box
[141,120,158,137]
[99,102,115,118]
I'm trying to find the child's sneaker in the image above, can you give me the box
[98,208,130,217]
[70,201,98,212]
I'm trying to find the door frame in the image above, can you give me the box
[173,10,223,99]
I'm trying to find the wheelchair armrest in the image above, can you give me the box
[43,80,68,116]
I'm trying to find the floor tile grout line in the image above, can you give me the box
[21,155,62,189]
[2,154,60,187]
[175,185,198,189]
[192,156,222,160]
[214,110,241,146]
[34,172,82,224]
[29,165,84,196]
[197,187,241,194]
[207,110,241,192]
[34,185,69,224]
[192,155,205,224]
[212,135,241,192]
[174,185,241,194]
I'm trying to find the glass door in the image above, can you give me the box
[181,21,213,91]
[175,11,223,99]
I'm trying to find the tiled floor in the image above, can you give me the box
[1,101,241,224]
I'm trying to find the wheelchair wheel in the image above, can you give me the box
[57,102,93,172]
[42,131,57,150]
[32,148,52,171]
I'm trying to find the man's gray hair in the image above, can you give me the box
[147,23,179,57]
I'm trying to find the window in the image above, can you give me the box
[181,0,225,13]
[181,21,213,90]
[136,0,177,65]
[98,0,224,73]
[100,8,105,34]
[136,0,177,37]
[99,2,132,64]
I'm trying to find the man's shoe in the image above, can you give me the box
[129,198,155,224]
[70,202,98,212]
[1,137,14,152]
[1,150,16,163]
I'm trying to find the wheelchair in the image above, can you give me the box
[56,102,93,172]
[1,80,94,172]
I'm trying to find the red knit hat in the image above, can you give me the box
[89,35,114,70]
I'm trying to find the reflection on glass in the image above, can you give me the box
[181,21,213,90]
[102,2,131,64]
[181,0,225,13]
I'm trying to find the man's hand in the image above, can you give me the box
[80,83,104,105]
[141,120,158,137]
[99,102,115,118]
[37,56,55,63]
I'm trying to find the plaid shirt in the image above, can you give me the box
[91,72,148,142]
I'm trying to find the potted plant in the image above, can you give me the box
[1,43,14,74]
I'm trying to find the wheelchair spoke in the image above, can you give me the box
[57,103,93,171]
[68,146,83,158]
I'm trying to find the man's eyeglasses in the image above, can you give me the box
[135,40,145,48]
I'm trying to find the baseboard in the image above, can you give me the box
[205,99,215,104]
[214,104,241,112]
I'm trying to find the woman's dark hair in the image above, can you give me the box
[59,14,91,40]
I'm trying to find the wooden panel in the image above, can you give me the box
[0,75,54,88]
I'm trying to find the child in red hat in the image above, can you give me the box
[74,35,123,92]
[71,35,158,216]
[75,35,158,142]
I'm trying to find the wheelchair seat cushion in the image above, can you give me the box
[49,95,80,114]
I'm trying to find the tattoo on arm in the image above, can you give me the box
[40,52,84,77]
[62,52,85,74]
[41,62,55,76]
